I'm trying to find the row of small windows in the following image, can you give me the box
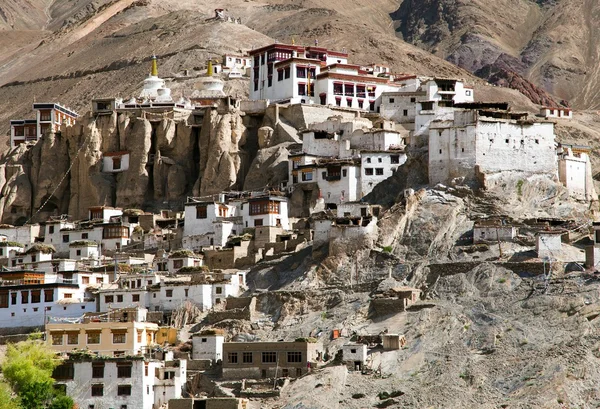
[51,331,132,345]
[227,351,302,364]
[364,168,384,176]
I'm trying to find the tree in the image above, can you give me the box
[0,381,20,409]
[1,339,61,409]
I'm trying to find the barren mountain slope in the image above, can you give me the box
[0,0,540,136]
[392,0,600,109]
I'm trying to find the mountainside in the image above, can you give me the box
[0,0,542,143]
[392,0,600,109]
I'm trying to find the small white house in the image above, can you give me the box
[69,241,99,260]
[167,251,203,272]
[192,330,225,361]
[342,343,368,370]
[536,231,563,259]
[540,106,572,120]
[558,144,596,201]
[89,206,123,222]
[102,152,130,173]
[0,242,24,258]
[241,195,289,230]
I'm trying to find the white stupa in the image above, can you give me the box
[195,60,225,97]
[139,55,173,102]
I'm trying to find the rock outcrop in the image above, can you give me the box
[0,107,261,222]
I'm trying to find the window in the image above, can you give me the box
[31,255,36,263]
[228,352,238,364]
[117,362,132,378]
[173,259,183,269]
[410,97,416,103]
[132,294,140,302]
[297,67,306,78]
[391,155,400,164]
[76,250,81,256]
[138,331,143,343]
[284,66,290,79]
[67,332,78,345]
[196,205,208,219]
[262,352,277,363]
[21,291,28,304]
[166,289,173,297]
[365,168,373,176]
[216,287,223,294]
[117,294,124,302]
[342,169,347,177]
[298,83,306,96]
[87,332,101,344]
[53,363,74,380]
[64,293,73,299]
[92,363,105,378]
[376,168,384,175]
[31,290,41,303]
[82,233,88,239]
[82,276,90,284]
[184,288,189,297]
[302,171,313,181]
[243,352,253,363]
[11,293,17,305]
[351,349,357,353]
[113,333,126,344]
[465,90,472,96]
[62,234,69,243]
[378,157,382,163]
[287,352,302,363]
[112,157,122,170]
[105,295,114,303]
[403,109,408,116]
[117,385,132,396]
[51,333,63,345]
[277,70,284,81]
[91,384,103,397]
[254,219,263,227]
[389,98,395,103]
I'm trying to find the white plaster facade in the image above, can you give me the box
[342,343,368,368]
[536,232,563,259]
[541,106,572,119]
[427,110,557,186]
[102,152,131,173]
[558,145,596,201]
[56,358,177,409]
[192,332,224,361]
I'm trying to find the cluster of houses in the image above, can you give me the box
[3,39,597,408]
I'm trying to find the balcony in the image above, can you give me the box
[325,175,341,182]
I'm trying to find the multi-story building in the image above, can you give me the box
[0,270,101,330]
[288,117,406,212]
[557,143,596,201]
[426,108,557,187]
[10,103,78,148]
[221,340,323,380]
[248,43,408,112]
[46,307,158,356]
[53,355,186,409]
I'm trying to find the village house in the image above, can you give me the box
[0,241,24,260]
[221,340,323,380]
[540,106,572,120]
[0,269,103,330]
[53,354,186,409]
[557,144,597,201]
[10,102,78,148]
[223,54,252,72]
[289,117,405,213]
[473,217,518,244]
[46,307,159,356]
[536,230,563,259]
[586,222,600,270]
[426,107,557,187]
[192,329,225,361]
[0,224,40,245]
[379,77,473,128]
[342,343,368,370]
[248,42,410,111]
[169,397,249,409]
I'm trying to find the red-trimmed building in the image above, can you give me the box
[248,43,405,111]
[10,103,78,148]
